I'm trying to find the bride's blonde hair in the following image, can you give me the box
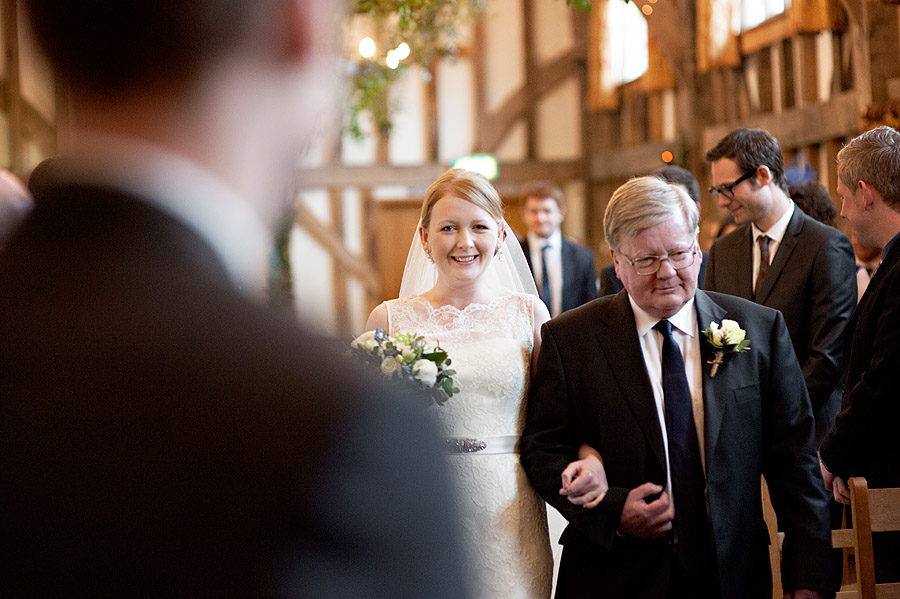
[420,168,503,230]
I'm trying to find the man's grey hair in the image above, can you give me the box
[604,176,700,252]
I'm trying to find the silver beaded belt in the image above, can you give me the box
[445,435,519,455]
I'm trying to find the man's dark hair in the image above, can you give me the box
[522,180,566,211]
[652,165,700,205]
[705,128,789,194]
[789,182,837,227]
[22,1,275,95]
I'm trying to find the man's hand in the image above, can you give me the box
[819,457,850,504]
[560,454,609,509]
[783,588,825,599]
[618,483,673,538]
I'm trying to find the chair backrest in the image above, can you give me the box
[832,477,900,599]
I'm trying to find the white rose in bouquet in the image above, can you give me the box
[412,359,439,388]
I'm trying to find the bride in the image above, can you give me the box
[366,169,606,599]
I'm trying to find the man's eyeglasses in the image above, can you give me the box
[618,244,698,276]
[708,170,757,199]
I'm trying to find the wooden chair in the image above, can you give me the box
[831,477,900,599]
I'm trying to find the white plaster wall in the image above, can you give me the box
[437,58,476,163]
[484,0,525,114]
[536,75,581,161]
[495,120,528,162]
[389,66,427,165]
[292,190,336,333]
[534,0,574,63]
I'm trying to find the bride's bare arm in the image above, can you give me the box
[560,444,609,509]
[365,303,389,333]
[530,297,551,376]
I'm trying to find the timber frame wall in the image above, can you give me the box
[0,0,59,176]
[295,0,900,333]
[3,1,900,333]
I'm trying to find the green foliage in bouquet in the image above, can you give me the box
[350,328,460,406]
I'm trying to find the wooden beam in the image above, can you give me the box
[294,160,584,190]
[740,13,794,56]
[293,200,381,295]
[590,141,674,181]
[425,59,439,163]
[2,0,24,172]
[0,80,56,158]
[701,90,861,152]
[477,49,581,153]
[328,188,350,335]
[523,0,537,161]
[644,0,689,79]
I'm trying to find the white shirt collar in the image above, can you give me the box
[751,200,794,245]
[59,134,271,301]
[528,229,561,250]
[629,295,697,339]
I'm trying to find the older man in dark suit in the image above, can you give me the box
[820,125,900,582]
[0,1,470,597]
[522,176,836,599]
[703,129,857,447]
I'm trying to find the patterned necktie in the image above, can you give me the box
[754,235,771,300]
[540,243,552,308]
[654,320,712,575]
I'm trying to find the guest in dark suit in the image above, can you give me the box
[520,180,597,316]
[820,125,900,582]
[0,1,471,597]
[704,128,857,447]
[522,176,836,599]
[599,166,707,296]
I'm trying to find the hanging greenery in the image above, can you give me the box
[346,0,596,141]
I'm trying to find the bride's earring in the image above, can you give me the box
[426,248,434,263]
[494,245,503,260]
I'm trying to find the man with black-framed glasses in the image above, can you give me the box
[703,129,856,591]
[703,128,856,450]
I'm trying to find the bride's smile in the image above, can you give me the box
[422,194,502,284]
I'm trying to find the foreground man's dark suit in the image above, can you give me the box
[0,183,470,598]
[704,209,856,444]
[821,240,900,581]
[522,290,835,599]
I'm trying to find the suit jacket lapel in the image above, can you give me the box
[754,210,802,304]
[596,292,667,474]
[694,291,730,468]
[560,240,575,304]
[732,227,755,299]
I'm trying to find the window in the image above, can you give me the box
[741,0,789,31]
[601,0,648,89]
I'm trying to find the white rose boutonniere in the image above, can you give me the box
[701,319,751,377]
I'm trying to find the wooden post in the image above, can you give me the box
[523,0,537,161]
[2,0,24,173]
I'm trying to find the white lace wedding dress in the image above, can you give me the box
[385,292,553,599]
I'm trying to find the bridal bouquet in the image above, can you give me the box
[349,329,459,406]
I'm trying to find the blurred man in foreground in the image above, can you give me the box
[0,1,470,596]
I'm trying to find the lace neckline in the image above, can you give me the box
[404,293,523,315]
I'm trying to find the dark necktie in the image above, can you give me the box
[654,320,712,575]
[540,243,552,308]
[753,235,771,300]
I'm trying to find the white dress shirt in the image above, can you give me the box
[629,296,706,507]
[750,201,794,293]
[527,230,563,317]
[58,134,272,301]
